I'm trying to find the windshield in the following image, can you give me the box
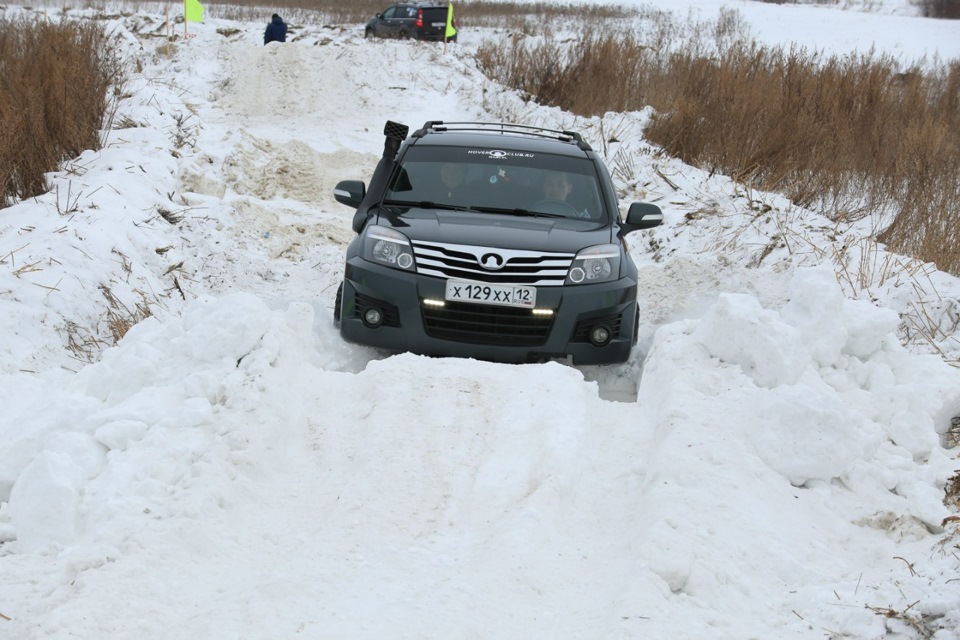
[385,146,606,221]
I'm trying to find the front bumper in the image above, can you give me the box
[339,257,638,365]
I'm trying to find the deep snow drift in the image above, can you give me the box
[1,2,959,639]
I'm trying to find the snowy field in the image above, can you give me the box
[1,1,959,638]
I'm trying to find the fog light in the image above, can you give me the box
[363,307,384,327]
[589,325,611,346]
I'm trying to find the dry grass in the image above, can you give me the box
[64,286,155,363]
[949,417,960,450]
[749,0,960,13]
[477,18,960,277]
[916,0,960,18]
[866,602,940,639]
[0,15,123,207]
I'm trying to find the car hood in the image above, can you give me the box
[375,208,615,253]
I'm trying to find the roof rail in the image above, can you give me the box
[412,121,592,151]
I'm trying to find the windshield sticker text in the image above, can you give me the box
[468,150,535,159]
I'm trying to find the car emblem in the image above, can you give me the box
[487,150,508,159]
[479,253,505,270]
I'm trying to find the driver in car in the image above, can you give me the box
[539,172,590,218]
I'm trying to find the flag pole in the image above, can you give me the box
[184,0,188,38]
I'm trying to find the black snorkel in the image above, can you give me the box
[352,120,409,233]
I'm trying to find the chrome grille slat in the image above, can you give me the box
[412,240,574,286]
[417,267,563,286]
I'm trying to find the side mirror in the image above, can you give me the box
[334,180,365,209]
[619,202,663,236]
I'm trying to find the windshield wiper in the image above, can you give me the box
[471,206,566,219]
[382,199,476,212]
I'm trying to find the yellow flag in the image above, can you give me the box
[185,0,204,23]
[445,2,456,40]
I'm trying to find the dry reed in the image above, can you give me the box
[0,15,122,206]
[477,22,960,276]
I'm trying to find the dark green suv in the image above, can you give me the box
[332,121,664,365]
[364,3,456,42]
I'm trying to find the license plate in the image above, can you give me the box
[432,22,445,27]
[445,280,537,308]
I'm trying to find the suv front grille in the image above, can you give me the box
[412,240,574,286]
[422,301,554,346]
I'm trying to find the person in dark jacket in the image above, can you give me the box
[264,14,287,45]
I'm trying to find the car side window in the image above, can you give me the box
[383,6,397,19]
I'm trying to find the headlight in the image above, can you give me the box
[363,225,415,271]
[565,244,620,285]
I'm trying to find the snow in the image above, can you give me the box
[1,1,959,638]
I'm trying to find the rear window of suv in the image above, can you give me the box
[419,7,448,23]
